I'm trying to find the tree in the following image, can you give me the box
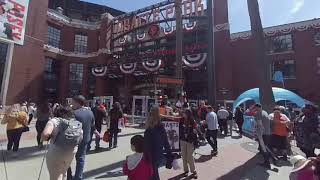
[247,0,275,112]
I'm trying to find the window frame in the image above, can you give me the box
[68,63,84,96]
[272,60,296,80]
[74,33,88,53]
[47,25,61,48]
[266,34,293,54]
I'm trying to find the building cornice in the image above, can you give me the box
[43,44,111,58]
[231,18,320,41]
[47,9,101,30]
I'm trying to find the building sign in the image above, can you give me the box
[162,121,180,150]
[0,0,30,45]
[112,0,205,37]
[157,77,184,85]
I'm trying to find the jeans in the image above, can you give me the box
[227,120,233,136]
[219,119,228,135]
[28,114,33,124]
[7,128,23,152]
[74,143,87,180]
[236,119,244,135]
[258,135,271,164]
[206,129,218,152]
[109,131,118,148]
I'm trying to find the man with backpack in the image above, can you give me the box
[41,106,83,180]
[71,95,96,180]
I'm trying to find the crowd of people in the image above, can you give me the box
[0,93,319,180]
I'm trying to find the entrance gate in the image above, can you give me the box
[131,96,158,124]
[93,96,114,110]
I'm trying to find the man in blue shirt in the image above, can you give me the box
[72,95,95,180]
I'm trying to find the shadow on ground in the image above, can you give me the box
[83,160,125,179]
[216,155,267,180]
[0,144,48,162]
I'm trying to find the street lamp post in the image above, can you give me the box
[247,0,275,112]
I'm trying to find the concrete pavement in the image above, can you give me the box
[0,120,296,180]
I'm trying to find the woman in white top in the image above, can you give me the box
[41,106,78,180]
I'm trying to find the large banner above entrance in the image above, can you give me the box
[0,0,30,45]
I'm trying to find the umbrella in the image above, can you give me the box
[233,87,306,111]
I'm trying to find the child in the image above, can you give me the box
[123,135,153,180]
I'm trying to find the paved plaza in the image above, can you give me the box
[0,119,296,180]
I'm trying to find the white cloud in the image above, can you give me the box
[290,0,305,14]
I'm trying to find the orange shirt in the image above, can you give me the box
[272,113,290,137]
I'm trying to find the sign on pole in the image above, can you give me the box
[0,0,30,45]
[162,121,180,151]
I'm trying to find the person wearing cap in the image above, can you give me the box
[289,155,320,180]
[71,95,96,180]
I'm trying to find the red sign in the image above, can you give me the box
[157,77,184,85]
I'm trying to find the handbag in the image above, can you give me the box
[102,130,110,142]
[22,125,30,133]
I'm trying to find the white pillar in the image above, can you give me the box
[0,42,14,106]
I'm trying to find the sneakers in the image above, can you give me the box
[211,150,218,156]
[191,171,198,179]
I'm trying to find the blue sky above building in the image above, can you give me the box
[82,0,320,33]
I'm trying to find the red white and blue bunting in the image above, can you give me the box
[92,66,107,77]
[120,63,137,74]
[137,32,146,41]
[142,59,162,72]
[183,53,207,68]
[119,36,127,44]
[164,26,174,36]
[184,21,197,31]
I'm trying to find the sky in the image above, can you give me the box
[83,0,320,33]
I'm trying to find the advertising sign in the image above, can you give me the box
[162,121,180,151]
[0,0,30,45]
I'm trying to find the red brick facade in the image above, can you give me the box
[2,0,320,105]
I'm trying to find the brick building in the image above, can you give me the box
[0,0,319,106]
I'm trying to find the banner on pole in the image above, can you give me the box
[162,121,180,151]
[0,0,30,45]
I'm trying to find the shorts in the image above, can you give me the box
[271,134,287,150]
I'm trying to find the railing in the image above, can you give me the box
[47,9,101,30]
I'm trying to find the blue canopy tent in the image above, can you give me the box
[233,87,306,136]
[233,87,306,111]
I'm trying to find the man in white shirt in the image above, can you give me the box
[205,106,219,155]
[217,106,229,136]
